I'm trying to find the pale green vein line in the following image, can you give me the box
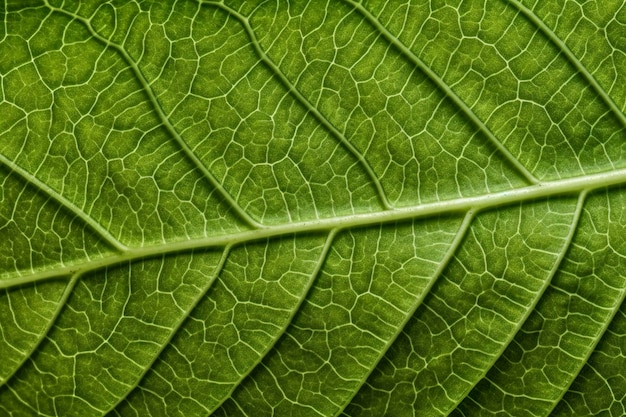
[0,153,128,252]
[345,0,540,186]
[0,272,79,388]
[222,399,247,417]
[210,229,338,414]
[546,252,626,414]
[2,167,626,290]
[337,210,475,416]
[505,0,626,129]
[104,246,232,416]
[42,0,263,230]
[201,0,393,211]
[453,191,588,415]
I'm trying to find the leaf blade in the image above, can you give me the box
[1,1,625,416]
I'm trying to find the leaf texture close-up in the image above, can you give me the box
[1,0,625,416]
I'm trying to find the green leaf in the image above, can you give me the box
[1,0,625,416]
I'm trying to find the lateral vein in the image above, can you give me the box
[505,0,626,130]
[42,0,263,230]
[346,0,540,186]
[201,0,393,210]
[0,153,128,252]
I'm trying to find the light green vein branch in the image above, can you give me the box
[103,245,232,415]
[455,190,588,414]
[0,153,128,252]
[345,0,540,186]
[0,272,80,387]
[201,0,393,211]
[42,0,263,230]
[337,210,475,416]
[209,229,338,414]
[2,167,626,290]
[546,241,626,414]
[505,0,626,129]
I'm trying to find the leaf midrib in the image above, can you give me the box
[3,167,625,289]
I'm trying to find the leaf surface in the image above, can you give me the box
[1,0,625,416]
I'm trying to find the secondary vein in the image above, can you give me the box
[346,0,540,186]
[0,153,128,252]
[42,0,264,230]
[201,0,393,211]
[102,245,232,415]
[505,0,626,130]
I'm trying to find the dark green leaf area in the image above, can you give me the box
[111,235,329,416]
[217,218,461,416]
[455,189,626,416]
[344,198,581,416]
